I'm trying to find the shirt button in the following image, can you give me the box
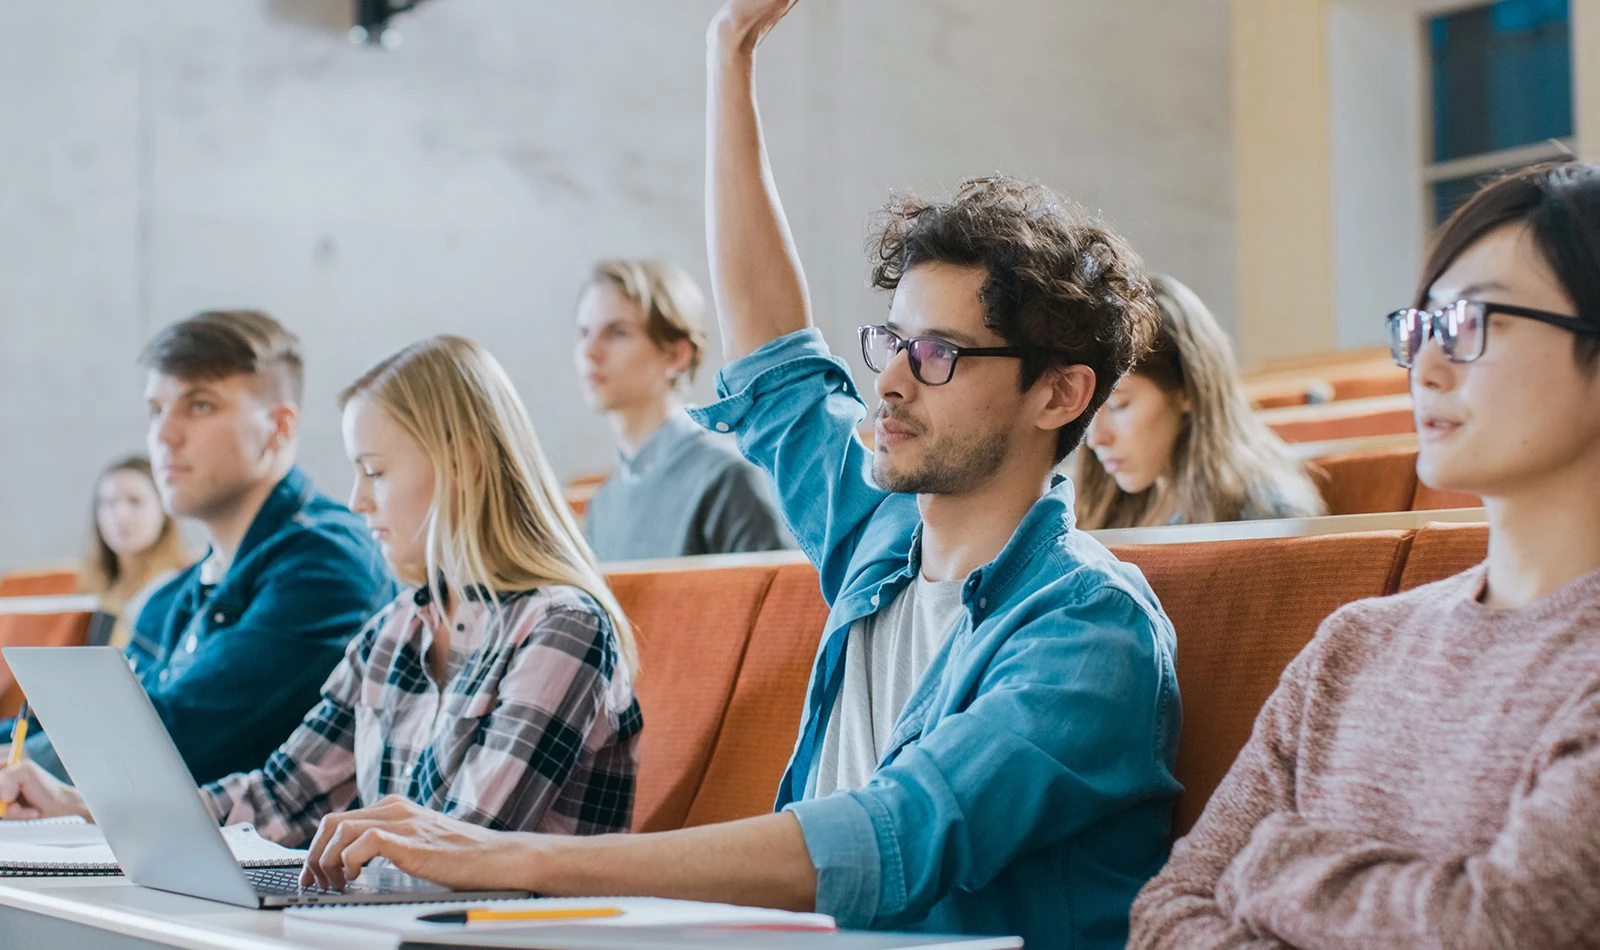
[978,597,988,609]
[869,594,880,607]
[714,422,730,432]
[212,612,225,624]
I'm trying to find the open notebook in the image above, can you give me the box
[0,816,305,877]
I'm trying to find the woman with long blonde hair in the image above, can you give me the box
[1077,275,1323,528]
[78,455,193,648]
[3,336,643,841]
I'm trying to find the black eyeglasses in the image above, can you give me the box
[1384,299,1597,369]
[857,324,1023,386]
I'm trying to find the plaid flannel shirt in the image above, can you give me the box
[201,583,642,846]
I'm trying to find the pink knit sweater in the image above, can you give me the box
[1130,563,1600,949]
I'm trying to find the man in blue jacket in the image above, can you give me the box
[15,310,395,785]
[296,3,1180,947]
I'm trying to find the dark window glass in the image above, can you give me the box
[1432,175,1494,226]
[1430,0,1571,163]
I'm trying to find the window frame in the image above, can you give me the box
[1418,0,1578,225]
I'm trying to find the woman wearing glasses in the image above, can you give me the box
[1131,162,1600,946]
[1071,275,1324,529]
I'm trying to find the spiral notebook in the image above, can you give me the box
[0,816,305,877]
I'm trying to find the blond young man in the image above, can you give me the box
[575,259,792,560]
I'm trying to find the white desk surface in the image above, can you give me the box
[0,875,355,949]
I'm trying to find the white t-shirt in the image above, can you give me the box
[811,573,967,797]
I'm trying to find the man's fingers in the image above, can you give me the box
[302,812,348,886]
[316,818,400,891]
[339,827,405,883]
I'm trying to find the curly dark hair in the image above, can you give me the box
[869,176,1160,462]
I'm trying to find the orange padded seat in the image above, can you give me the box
[1327,369,1409,401]
[0,569,80,598]
[0,608,95,717]
[610,565,777,833]
[1113,531,1412,837]
[1397,522,1488,591]
[1309,447,1419,516]
[685,562,830,827]
[1268,405,1416,443]
[1410,481,1481,512]
[1251,390,1310,410]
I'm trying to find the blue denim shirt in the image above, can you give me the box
[688,330,1181,950]
[28,467,397,786]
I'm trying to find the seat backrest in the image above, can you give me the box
[1327,369,1408,401]
[684,561,830,828]
[1410,481,1481,512]
[608,565,778,833]
[1397,521,1488,591]
[1309,447,1419,516]
[1112,530,1413,836]
[1267,405,1416,443]
[0,569,80,598]
[0,609,96,717]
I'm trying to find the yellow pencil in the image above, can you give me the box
[1,701,30,820]
[418,906,625,924]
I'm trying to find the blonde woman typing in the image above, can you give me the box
[1,336,642,842]
[1077,275,1323,528]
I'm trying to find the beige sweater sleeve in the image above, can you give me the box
[1128,633,1317,949]
[1219,681,1600,949]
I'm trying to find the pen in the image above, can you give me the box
[417,906,625,924]
[0,701,30,820]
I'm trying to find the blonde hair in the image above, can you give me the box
[340,336,637,671]
[1076,275,1324,529]
[586,259,709,383]
[79,455,192,613]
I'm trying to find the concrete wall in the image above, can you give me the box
[0,0,1233,570]
[1328,0,1427,350]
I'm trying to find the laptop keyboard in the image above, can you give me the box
[245,865,375,896]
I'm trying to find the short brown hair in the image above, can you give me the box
[869,176,1160,461]
[138,310,304,404]
[587,260,709,383]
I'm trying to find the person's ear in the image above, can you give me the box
[1034,364,1096,435]
[265,402,299,456]
[665,340,694,383]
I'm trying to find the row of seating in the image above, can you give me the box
[1243,346,1409,410]
[1259,392,1415,442]
[613,512,1488,838]
[0,512,1488,839]
[1310,442,1480,515]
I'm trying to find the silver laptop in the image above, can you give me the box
[4,646,528,908]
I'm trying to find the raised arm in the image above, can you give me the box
[705,0,811,361]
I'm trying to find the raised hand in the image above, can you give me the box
[300,795,542,893]
[709,0,801,56]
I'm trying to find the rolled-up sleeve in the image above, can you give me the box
[784,790,883,928]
